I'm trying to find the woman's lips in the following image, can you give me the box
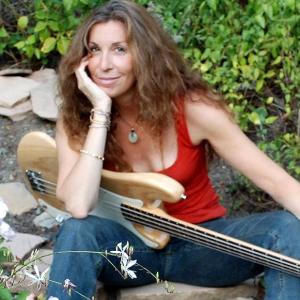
[95,76,120,87]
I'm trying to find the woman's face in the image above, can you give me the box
[87,21,136,101]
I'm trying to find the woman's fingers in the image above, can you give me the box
[74,56,111,109]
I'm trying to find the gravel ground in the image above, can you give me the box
[1,113,56,238]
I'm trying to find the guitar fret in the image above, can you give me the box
[121,204,300,277]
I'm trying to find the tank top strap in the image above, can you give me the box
[175,99,197,149]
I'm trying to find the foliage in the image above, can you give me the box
[1,0,105,66]
[145,0,300,213]
[1,0,299,213]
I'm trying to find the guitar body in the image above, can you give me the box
[17,132,300,277]
[17,131,185,249]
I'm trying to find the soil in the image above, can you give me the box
[0,112,239,238]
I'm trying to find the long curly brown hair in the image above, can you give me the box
[59,0,226,171]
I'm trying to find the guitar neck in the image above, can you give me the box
[121,203,300,278]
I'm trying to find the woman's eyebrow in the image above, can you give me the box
[88,41,127,46]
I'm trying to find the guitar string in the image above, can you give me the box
[119,207,300,276]
[116,202,300,276]
[27,176,300,276]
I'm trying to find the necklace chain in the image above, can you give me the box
[118,114,139,144]
[117,113,165,170]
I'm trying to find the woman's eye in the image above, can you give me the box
[89,46,100,53]
[115,46,126,54]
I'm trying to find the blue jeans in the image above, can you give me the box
[46,211,300,300]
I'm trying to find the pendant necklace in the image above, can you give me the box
[119,115,139,144]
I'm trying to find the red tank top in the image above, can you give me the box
[159,102,226,224]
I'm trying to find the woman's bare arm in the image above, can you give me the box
[185,99,300,218]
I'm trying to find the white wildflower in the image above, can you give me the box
[110,242,137,279]
[110,242,129,260]
[0,220,15,240]
[63,278,76,295]
[0,198,8,219]
[0,197,15,240]
[120,257,137,279]
[23,265,49,290]
[48,297,59,300]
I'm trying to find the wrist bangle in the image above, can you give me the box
[79,149,105,161]
[90,109,111,130]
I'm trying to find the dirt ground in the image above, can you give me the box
[1,113,56,238]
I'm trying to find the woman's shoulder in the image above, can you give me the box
[182,91,232,144]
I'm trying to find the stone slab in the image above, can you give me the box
[0,182,38,215]
[3,232,46,259]
[0,76,40,107]
[117,281,257,300]
[33,198,70,228]
[36,248,53,273]
[0,99,32,121]
[0,68,32,76]
[31,77,59,121]
[29,68,56,83]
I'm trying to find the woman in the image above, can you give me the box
[47,0,300,299]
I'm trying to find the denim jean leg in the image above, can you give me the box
[260,211,300,300]
[161,210,300,299]
[47,216,107,300]
[46,215,162,300]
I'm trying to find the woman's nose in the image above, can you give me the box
[98,52,112,71]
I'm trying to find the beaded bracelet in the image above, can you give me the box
[79,149,105,161]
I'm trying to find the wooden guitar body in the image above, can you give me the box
[17,131,185,249]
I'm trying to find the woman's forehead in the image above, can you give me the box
[88,21,128,44]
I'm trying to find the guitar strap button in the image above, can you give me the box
[180,193,187,200]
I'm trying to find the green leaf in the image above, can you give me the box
[255,15,265,29]
[0,286,13,300]
[17,16,29,30]
[15,290,30,300]
[0,26,9,37]
[34,48,41,59]
[41,37,57,53]
[14,41,26,50]
[272,56,282,65]
[57,36,70,55]
[48,21,60,32]
[248,112,261,125]
[256,79,264,92]
[207,0,217,11]
[265,70,276,78]
[34,21,47,32]
[26,35,36,45]
[63,0,73,11]
[265,116,278,125]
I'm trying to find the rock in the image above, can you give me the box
[33,199,70,229]
[29,68,56,83]
[0,68,32,76]
[30,76,59,121]
[35,248,53,273]
[3,232,46,259]
[0,76,40,108]
[0,182,38,215]
[0,99,32,121]
[113,281,257,300]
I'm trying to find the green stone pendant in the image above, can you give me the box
[128,128,138,144]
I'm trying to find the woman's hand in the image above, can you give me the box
[75,57,112,111]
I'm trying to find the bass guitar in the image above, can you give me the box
[17,131,300,278]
